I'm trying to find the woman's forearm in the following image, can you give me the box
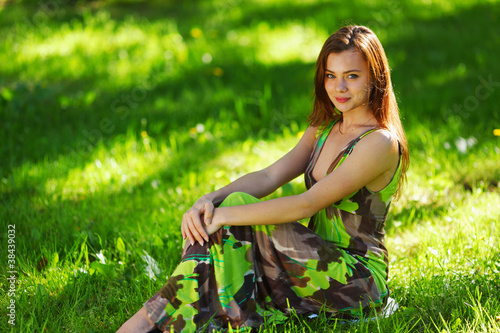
[226,169,281,198]
[213,193,317,228]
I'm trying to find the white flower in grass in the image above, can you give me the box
[196,123,205,133]
[455,137,467,153]
[428,247,439,256]
[96,250,106,264]
[455,136,477,153]
[202,53,212,64]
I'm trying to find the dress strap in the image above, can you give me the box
[343,127,380,156]
[326,127,381,175]
[305,120,338,188]
[315,120,337,148]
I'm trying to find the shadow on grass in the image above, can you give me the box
[1,0,499,262]
[1,5,500,329]
[2,0,499,173]
[387,4,500,133]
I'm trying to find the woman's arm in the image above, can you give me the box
[209,125,319,200]
[182,126,318,245]
[205,130,399,236]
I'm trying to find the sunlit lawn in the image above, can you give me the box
[0,0,499,332]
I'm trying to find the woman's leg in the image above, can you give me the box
[137,192,263,332]
[116,306,155,333]
[117,190,385,331]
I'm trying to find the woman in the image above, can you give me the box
[118,25,409,333]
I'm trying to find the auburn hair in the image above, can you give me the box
[308,25,409,198]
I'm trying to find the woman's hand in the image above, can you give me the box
[204,214,222,236]
[181,196,218,246]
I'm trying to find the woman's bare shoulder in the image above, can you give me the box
[369,128,398,147]
[355,128,399,159]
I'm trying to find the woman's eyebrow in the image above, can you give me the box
[325,69,362,74]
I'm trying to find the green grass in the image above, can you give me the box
[1,0,499,332]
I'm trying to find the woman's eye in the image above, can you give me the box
[326,74,335,79]
[348,74,359,79]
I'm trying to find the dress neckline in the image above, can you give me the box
[309,121,380,183]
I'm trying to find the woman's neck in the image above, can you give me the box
[339,109,376,132]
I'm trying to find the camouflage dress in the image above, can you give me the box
[144,121,402,332]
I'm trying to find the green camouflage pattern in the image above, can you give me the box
[144,122,402,332]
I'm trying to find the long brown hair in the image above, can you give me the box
[309,25,409,198]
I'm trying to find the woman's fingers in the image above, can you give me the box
[181,215,193,245]
[190,215,209,245]
[203,202,214,224]
[183,212,209,246]
[181,214,195,245]
[181,198,214,247]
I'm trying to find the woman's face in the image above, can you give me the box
[324,49,372,115]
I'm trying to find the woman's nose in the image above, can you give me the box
[336,79,347,93]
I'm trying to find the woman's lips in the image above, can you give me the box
[335,97,350,103]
